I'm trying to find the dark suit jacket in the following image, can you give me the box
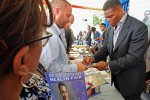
[65,28,73,54]
[101,30,107,45]
[85,32,92,46]
[93,15,148,96]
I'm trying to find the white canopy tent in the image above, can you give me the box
[67,0,107,37]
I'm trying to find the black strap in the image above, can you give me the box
[59,35,67,52]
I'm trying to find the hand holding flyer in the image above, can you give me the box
[82,56,95,65]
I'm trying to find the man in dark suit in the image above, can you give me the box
[85,25,92,46]
[83,0,148,100]
[65,28,74,54]
[143,10,150,75]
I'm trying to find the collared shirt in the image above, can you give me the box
[107,13,127,74]
[91,32,94,41]
[113,13,128,49]
[94,31,101,43]
[39,23,77,72]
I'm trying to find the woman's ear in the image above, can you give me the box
[13,46,29,77]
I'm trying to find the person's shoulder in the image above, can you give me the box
[47,25,56,34]
[86,32,91,35]
[96,31,100,35]
[65,28,72,34]
[128,15,147,28]
[97,31,100,34]
[105,26,112,32]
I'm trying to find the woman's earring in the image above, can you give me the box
[21,72,39,88]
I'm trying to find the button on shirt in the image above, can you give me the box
[39,23,77,72]
[113,13,128,49]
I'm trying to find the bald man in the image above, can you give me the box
[40,0,87,72]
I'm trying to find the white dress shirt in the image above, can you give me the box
[40,23,77,72]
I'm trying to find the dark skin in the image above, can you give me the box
[104,6,124,27]
[83,6,124,71]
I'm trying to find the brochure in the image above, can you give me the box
[45,72,88,100]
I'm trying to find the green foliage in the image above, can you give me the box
[93,14,102,26]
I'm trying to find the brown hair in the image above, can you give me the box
[0,0,53,74]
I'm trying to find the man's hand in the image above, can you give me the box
[77,62,88,72]
[95,37,100,40]
[82,57,94,65]
[93,61,107,71]
[68,55,76,60]
[86,82,94,97]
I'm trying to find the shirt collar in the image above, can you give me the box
[53,23,62,36]
[119,12,127,24]
[113,13,128,29]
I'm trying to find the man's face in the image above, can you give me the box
[99,25,106,32]
[60,86,69,100]
[145,11,150,18]
[104,8,122,27]
[55,4,72,28]
[91,30,95,34]
[64,15,74,29]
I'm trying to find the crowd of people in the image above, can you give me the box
[0,0,149,100]
[76,24,107,48]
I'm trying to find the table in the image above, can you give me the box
[83,68,124,100]
[70,45,124,100]
[89,83,124,100]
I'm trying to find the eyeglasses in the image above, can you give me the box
[26,31,52,47]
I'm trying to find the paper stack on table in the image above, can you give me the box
[83,68,110,97]
[84,68,110,86]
